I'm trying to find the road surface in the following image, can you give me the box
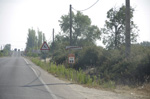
[0,51,83,99]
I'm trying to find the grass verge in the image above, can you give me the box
[30,57,116,89]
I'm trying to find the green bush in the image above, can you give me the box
[86,75,93,85]
[75,45,103,69]
[0,51,3,57]
[98,45,150,85]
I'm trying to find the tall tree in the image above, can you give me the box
[26,28,37,51]
[43,33,46,43]
[3,44,11,56]
[101,5,138,49]
[37,29,43,49]
[59,11,101,45]
[4,44,11,51]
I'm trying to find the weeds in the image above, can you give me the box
[30,57,116,89]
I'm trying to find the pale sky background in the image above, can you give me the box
[0,0,150,50]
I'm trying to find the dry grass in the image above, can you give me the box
[136,83,150,96]
[114,84,150,99]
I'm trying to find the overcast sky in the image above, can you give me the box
[0,0,150,50]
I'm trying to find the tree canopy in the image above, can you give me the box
[101,5,139,49]
[25,28,46,56]
[59,11,101,45]
[0,44,11,56]
[37,29,43,49]
[26,28,37,51]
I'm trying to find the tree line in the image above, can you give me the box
[25,28,46,56]
[0,44,11,56]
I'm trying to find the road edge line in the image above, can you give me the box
[23,58,29,65]
[23,58,57,99]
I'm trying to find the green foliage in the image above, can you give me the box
[50,34,102,66]
[0,51,3,57]
[75,45,103,69]
[43,33,46,43]
[48,36,150,85]
[25,28,47,57]
[1,44,11,56]
[102,5,139,49]
[86,75,93,85]
[4,44,11,51]
[49,43,149,85]
[102,81,115,89]
[59,11,101,45]
[29,5,149,87]
[26,28,37,50]
[37,29,43,49]
[51,11,101,66]
[98,45,150,85]
[49,34,69,63]
[30,57,114,88]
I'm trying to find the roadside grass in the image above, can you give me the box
[30,57,116,89]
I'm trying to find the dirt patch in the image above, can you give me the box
[69,84,150,99]
[114,84,150,99]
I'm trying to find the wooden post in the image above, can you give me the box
[125,0,131,58]
[70,4,72,46]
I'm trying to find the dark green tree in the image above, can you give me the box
[101,5,139,49]
[3,44,11,56]
[49,34,69,64]
[26,28,37,52]
[4,44,11,51]
[43,33,46,43]
[59,11,101,45]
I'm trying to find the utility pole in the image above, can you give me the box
[50,28,55,64]
[52,28,54,55]
[53,28,54,43]
[125,0,131,58]
[70,4,72,46]
[69,5,73,67]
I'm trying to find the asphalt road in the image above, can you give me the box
[0,51,85,99]
[0,51,54,99]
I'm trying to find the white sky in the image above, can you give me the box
[0,0,150,50]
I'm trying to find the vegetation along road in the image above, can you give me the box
[0,51,149,99]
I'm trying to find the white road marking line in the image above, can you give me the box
[30,66,57,99]
[23,58,29,65]
[23,58,57,99]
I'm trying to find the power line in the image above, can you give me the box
[72,0,99,12]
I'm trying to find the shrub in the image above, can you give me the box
[98,45,150,85]
[75,45,103,69]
